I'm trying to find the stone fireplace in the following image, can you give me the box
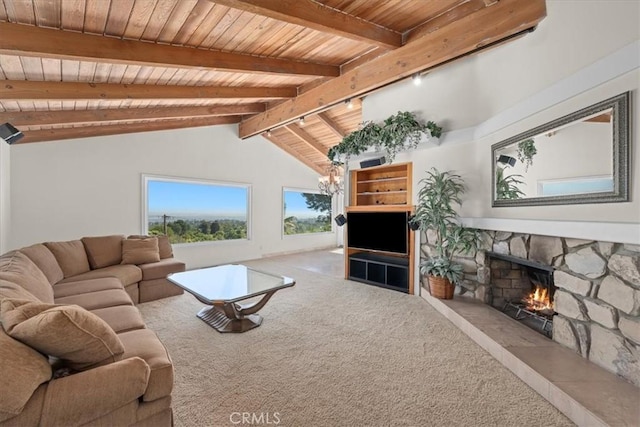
[420,230,640,387]
[486,252,555,337]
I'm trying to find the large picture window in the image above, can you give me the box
[143,175,250,244]
[283,189,332,235]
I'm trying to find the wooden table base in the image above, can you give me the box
[197,306,262,333]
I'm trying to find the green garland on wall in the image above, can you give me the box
[327,111,442,164]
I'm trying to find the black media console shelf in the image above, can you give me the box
[348,252,409,293]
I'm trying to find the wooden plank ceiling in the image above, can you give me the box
[0,0,546,175]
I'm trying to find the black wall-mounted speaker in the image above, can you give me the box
[334,214,347,226]
[497,155,516,167]
[0,123,24,145]
[360,157,386,169]
[408,216,420,231]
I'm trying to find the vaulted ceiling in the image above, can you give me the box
[0,0,546,174]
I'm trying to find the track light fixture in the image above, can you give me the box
[299,116,305,126]
[345,99,354,109]
[412,73,422,86]
[266,129,272,137]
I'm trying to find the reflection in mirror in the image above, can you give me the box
[492,92,629,207]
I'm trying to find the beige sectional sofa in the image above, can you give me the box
[0,235,186,426]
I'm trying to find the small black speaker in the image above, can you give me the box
[408,215,420,231]
[0,123,24,145]
[334,214,347,226]
[497,155,516,167]
[360,157,386,169]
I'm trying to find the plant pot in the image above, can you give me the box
[428,275,454,299]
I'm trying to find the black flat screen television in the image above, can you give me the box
[347,211,408,255]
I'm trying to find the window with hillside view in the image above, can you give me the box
[144,176,250,244]
[283,189,332,235]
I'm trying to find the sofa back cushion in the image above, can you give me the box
[0,279,40,302]
[81,235,124,269]
[121,237,160,265]
[44,240,91,278]
[129,235,173,259]
[1,299,125,371]
[0,327,52,417]
[0,251,54,303]
[19,244,64,285]
[157,235,173,259]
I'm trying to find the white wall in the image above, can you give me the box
[9,124,336,268]
[361,0,640,243]
[0,141,9,253]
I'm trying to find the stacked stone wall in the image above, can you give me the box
[419,231,640,386]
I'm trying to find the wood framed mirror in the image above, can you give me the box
[492,92,630,207]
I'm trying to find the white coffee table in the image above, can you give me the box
[167,264,295,333]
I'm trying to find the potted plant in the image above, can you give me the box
[411,168,482,299]
[327,121,382,164]
[327,111,442,164]
[495,167,526,200]
[516,138,537,171]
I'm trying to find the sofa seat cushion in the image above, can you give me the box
[44,240,91,278]
[40,358,149,427]
[139,279,184,303]
[90,305,146,333]
[53,277,124,299]
[1,299,125,371]
[138,259,186,281]
[19,244,64,285]
[0,251,54,303]
[118,329,173,402]
[0,328,52,418]
[59,264,142,287]
[82,235,125,269]
[55,289,133,310]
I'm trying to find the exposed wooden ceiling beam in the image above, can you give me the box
[0,22,339,77]
[262,133,325,175]
[1,81,297,100]
[585,113,612,123]
[238,0,546,138]
[316,112,347,139]
[284,124,328,157]
[211,0,402,49]
[341,47,389,74]
[17,116,242,144]
[405,0,487,43]
[1,104,266,127]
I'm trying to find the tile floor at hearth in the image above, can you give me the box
[423,293,640,427]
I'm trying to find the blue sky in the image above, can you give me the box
[284,191,326,218]
[148,180,248,218]
[148,180,327,220]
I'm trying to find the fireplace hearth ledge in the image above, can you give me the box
[421,288,639,427]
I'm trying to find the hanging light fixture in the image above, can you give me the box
[318,164,343,196]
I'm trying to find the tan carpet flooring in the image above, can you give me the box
[138,255,573,427]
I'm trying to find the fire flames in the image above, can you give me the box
[523,284,554,314]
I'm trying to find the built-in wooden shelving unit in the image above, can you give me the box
[350,162,412,207]
[345,162,415,294]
